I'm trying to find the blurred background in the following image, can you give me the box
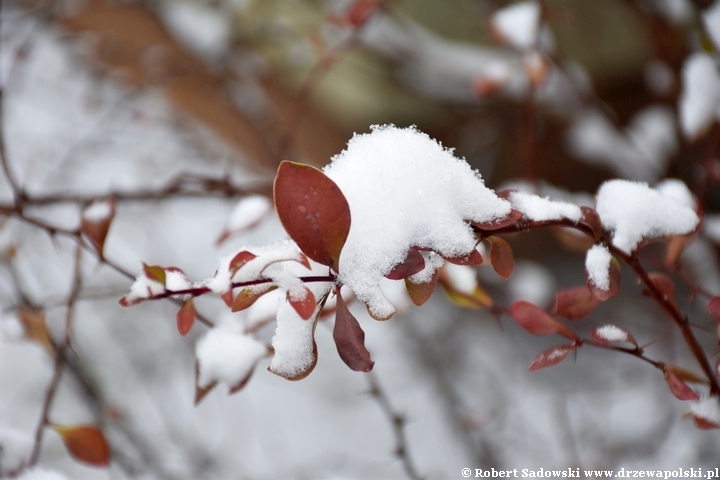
[1,0,720,478]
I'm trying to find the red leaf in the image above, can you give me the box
[579,206,603,241]
[510,300,577,340]
[80,199,116,259]
[529,345,575,371]
[663,369,700,401]
[274,161,351,272]
[552,286,600,320]
[142,263,166,286]
[590,325,637,347]
[229,251,257,277]
[53,425,110,467]
[287,286,317,320]
[177,299,195,336]
[694,417,720,430]
[487,236,514,280]
[220,290,234,308]
[587,257,620,301]
[472,209,523,231]
[444,249,483,266]
[333,291,374,372]
[405,270,439,306]
[386,248,425,280]
[646,272,677,309]
[231,285,278,312]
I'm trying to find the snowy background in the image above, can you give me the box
[2,0,720,478]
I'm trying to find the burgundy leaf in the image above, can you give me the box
[472,209,523,231]
[664,369,700,401]
[646,272,677,309]
[552,286,600,320]
[528,345,576,371]
[487,236,514,280]
[444,249,483,266]
[510,300,578,340]
[579,206,603,241]
[80,199,116,260]
[333,291,374,372]
[229,251,257,276]
[287,286,317,320]
[386,248,425,280]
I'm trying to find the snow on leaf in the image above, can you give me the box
[231,285,278,312]
[216,195,272,245]
[228,251,257,277]
[528,345,575,371]
[404,270,440,306]
[508,191,583,222]
[685,397,720,429]
[487,236,514,280]
[385,247,426,280]
[596,179,700,254]
[590,324,637,347]
[585,245,620,301]
[196,324,269,393]
[286,285,316,320]
[510,300,577,340]
[119,268,166,306]
[177,299,196,336]
[80,198,115,259]
[490,1,541,50]
[323,125,510,321]
[53,425,110,467]
[444,248,483,266]
[552,286,600,320]
[472,209,523,231]
[333,290,374,372]
[274,161,351,272]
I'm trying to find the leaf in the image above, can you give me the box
[646,272,677,309]
[709,297,720,345]
[663,368,700,401]
[80,199,116,259]
[552,286,600,320]
[17,307,54,355]
[142,263,166,287]
[587,257,621,301]
[664,364,708,385]
[287,286,317,320]
[665,234,695,267]
[176,299,195,336]
[405,270,440,306]
[444,249,483,266]
[487,237,514,280]
[386,248,425,280]
[510,301,578,340]
[693,417,720,430]
[333,291,374,372]
[579,206,603,241]
[472,209,523,231]
[528,345,576,371]
[229,369,255,395]
[274,161,351,272]
[53,425,110,467]
[220,290,234,308]
[590,325,638,347]
[194,362,217,405]
[232,285,278,312]
[228,251,257,277]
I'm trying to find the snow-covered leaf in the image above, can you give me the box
[472,209,523,231]
[80,198,115,259]
[287,285,316,320]
[585,245,620,301]
[590,324,637,347]
[405,270,439,307]
[385,248,426,280]
[228,251,257,277]
[528,345,575,371]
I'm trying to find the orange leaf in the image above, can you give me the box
[80,199,116,259]
[529,345,576,371]
[177,299,196,336]
[487,237,514,280]
[229,251,257,277]
[552,286,600,320]
[231,285,278,312]
[273,161,351,272]
[386,248,425,280]
[405,270,440,306]
[54,425,110,467]
[287,286,317,320]
[17,307,54,355]
[333,290,374,372]
[510,301,577,340]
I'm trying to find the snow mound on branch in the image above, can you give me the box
[585,244,611,291]
[595,179,699,254]
[509,191,582,222]
[324,125,510,319]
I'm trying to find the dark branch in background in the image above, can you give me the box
[366,372,422,480]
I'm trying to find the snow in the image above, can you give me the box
[15,468,69,480]
[507,260,556,306]
[585,244,612,291]
[161,1,231,61]
[441,263,478,296]
[196,321,268,390]
[224,195,272,234]
[165,268,192,292]
[123,272,166,304]
[323,125,510,319]
[0,426,33,473]
[407,251,445,285]
[686,397,720,426]
[595,180,700,254]
[594,324,627,343]
[81,199,113,223]
[508,191,582,222]
[655,178,696,208]
[679,53,720,140]
[0,313,24,342]
[704,1,720,49]
[491,2,541,50]
[703,214,720,244]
